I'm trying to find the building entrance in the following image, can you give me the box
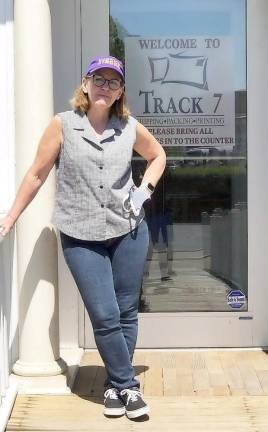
[51,0,267,348]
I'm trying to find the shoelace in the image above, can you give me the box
[104,388,119,400]
[120,388,142,403]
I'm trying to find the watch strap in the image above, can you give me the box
[140,182,155,195]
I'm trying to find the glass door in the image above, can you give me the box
[108,0,249,347]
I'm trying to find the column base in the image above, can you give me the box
[12,357,67,377]
[10,348,84,394]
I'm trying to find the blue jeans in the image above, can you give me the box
[60,219,149,391]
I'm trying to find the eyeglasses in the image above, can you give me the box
[87,74,123,91]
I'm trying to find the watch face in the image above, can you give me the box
[147,183,155,192]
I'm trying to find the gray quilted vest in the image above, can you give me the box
[51,110,144,240]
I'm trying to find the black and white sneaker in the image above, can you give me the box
[120,387,150,419]
[103,387,125,416]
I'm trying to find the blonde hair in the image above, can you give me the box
[69,79,130,120]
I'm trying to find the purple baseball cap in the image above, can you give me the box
[86,55,125,80]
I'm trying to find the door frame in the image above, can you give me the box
[55,0,268,349]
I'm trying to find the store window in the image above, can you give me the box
[110,0,247,312]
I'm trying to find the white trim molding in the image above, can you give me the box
[0,0,15,213]
[248,0,268,346]
[0,1,18,431]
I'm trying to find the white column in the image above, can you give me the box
[12,0,66,376]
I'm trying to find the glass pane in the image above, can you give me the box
[110,0,247,312]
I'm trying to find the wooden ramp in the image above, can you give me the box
[6,350,268,431]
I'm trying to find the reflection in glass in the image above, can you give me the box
[134,151,247,313]
[110,0,247,312]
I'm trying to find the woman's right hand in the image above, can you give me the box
[0,115,62,244]
[0,215,15,239]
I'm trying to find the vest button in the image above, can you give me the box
[100,185,103,189]
[99,166,103,169]
[101,204,105,208]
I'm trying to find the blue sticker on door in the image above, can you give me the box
[227,290,246,309]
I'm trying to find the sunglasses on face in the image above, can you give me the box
[87,73,123,91]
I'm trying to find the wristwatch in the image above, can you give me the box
[140,181,155,195]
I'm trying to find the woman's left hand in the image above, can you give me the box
[123,186,151,216]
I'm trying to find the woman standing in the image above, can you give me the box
[0,55,166,419]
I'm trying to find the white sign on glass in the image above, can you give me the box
[125,37,235,149]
